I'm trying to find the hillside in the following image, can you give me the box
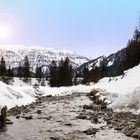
[77,48,126,76]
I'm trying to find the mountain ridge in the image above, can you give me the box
[0,44,90,72]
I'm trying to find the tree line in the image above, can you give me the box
[0,55,44,83]
[0,55,74,86]
[49,57,73,87]
[119,28,140,73]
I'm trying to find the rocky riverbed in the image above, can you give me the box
[0,92,139,140]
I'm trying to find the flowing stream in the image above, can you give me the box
[0,93,135,140]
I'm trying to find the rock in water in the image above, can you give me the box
[76,113,87,119]
[37,110,42,114]
[22,115,33,120]
[0,106,7,124]
[132,128,140,138]
[83,128,98,135]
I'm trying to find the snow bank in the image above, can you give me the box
[93,64,140,113]
[0,80,93,109]
[39,85,93,97]
[0,81,36,109]
[12,78,39,86]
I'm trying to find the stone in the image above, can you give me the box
[16,115,20,119]
[49,137,60,140]
[22,115,33,120]
[37,110,42,114]
[91,116,98,124]
[132,128,140,138]
[122,125,136,137]
[38,116,51,120]
[0,106,7,124]
[135,118,140,127]
[83,128,98,135]
[4,121,13,125]
[83,105,93,110]
[76,114,87,119]
[64,121,72,126]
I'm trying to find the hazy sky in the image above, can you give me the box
[0,0,140,58]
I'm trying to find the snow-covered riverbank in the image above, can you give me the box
[1,63,140,114]
[0,80,93,108]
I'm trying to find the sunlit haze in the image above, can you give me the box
[0,0,140,57]
[0,25,11,39]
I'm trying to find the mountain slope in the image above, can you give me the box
[0,44,90,71]
[78,29,140,81]
[77,48,126,76]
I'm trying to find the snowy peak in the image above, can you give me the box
[0,44,74,54]
[0,44,90,69]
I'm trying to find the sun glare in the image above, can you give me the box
[0,13,21,42]
[0,25,10,39]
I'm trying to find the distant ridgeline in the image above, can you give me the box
[77,28,140,83]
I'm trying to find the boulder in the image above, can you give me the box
[83,128,98,135]
[83,105,93,110]
[37,110,42,114]
[0,106,7,124]
[132,128,140,138]
[22,115,33,120]
[76,114,87,119]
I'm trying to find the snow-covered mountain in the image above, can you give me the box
[0,44,90,71]
[77,48,126,76]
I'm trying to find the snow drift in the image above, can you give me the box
[93,63,140,114]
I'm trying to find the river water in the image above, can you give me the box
[0,94,135,140]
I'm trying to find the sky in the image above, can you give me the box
[0,0,140,58]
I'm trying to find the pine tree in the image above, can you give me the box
[89,67,101,83]
[0,56,6,76]
[59,57,73,86]
[58,59,64,86]
[67,64,73,86]
[7,66,13,77]
[82,67,89,84]
[23,55,30,82]
[100,64,108,78]
[17,62,23,78]
[49,60,58,87]
[74,72,78,85]
[49,57,73,87]
[35,65,43,81]
[133,28,140,41]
